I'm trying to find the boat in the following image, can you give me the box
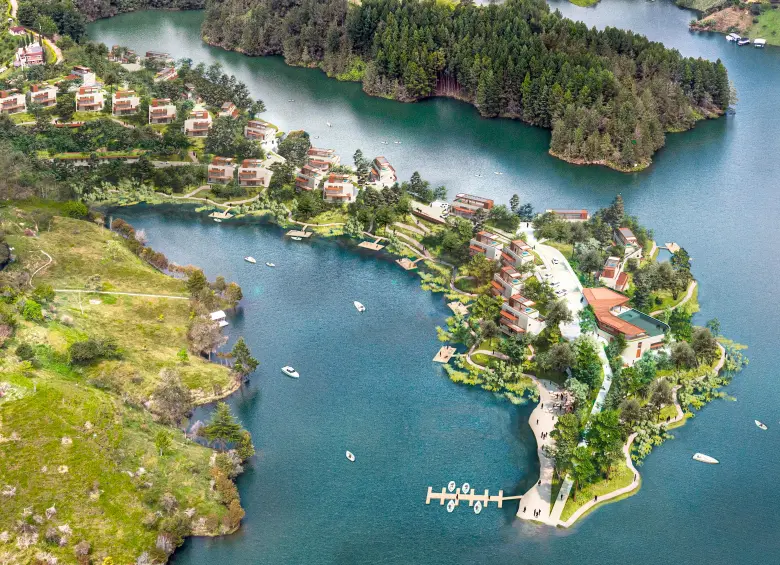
[326,121,332,127]
[754,38,766,48]
[214,219,222,223]
[446,500,455,513]
[461,482,470,494]
[473,501,482,515]
[244,256,257,264]
[281,366,299,379]
[737,38,751,46]
[345,450,355,462]
[291,236,303,241]
[447,481,456,493]
[354,301,366,312]
[266,262,276,267]
[755,420,768,430]
[726,33,740,42]
[693,453,719,464]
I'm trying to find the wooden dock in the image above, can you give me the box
[425,486,522,509]
[663,242,680,253]
[447,301,469,316]
[358,238,385,251]
[433,346,457,363]
[209,211,233,220]
[286,230,312,238]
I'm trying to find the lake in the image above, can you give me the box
[91,2,780,563]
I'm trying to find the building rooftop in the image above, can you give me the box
[616,309,668,337]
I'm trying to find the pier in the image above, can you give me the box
[425,486,522,509]
[358,238,385,251]
[447,301,469,316]
[395,257,424,271]
[286,229,312,238]
[433,346,457,363]
[209,210,233,220]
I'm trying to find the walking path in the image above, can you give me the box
[650,280,698,317]
[392,221,426,236]
[28,250,53,287]
[54,289,188,300]
[10,0,18,19]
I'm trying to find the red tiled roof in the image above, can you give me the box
[615,272,629,289]
[582,287,644,337]
[602,267,616,279]
[500,310,518,322]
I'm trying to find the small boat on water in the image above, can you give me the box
[737,38,751,46]
[326,121,332,127]
[447,481,456,493]
[214,219,222,223]
[281,366,299,379]
[345,450,355,462]
[474,501,482,515]
[244,256,257,264]
[446,500,455,513]
[291,236,303,241]
[462,482,470,494]
[726,33,740,42]
[754,38,766,48]
[266,262,276,267]
[755,420,768,430]
[354,301,366,312]
[693,453,719,464]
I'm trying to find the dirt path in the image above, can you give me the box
[28,250,53,287]
[54,289,188,300]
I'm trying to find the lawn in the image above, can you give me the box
[454,277,479,293]
[559,458,635,522]
[545,241,573,259]
[649,283,698,315]
[0,365,228,564]
[750,9,780,45]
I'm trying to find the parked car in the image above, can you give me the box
[551,258,559,265]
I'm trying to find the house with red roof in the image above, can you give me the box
[499,294,545,337]
[582,287,669,365]
[469,231,503,262]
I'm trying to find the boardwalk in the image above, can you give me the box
[433,346,457,363]
[425,486,522,509]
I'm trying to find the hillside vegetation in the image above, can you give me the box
[202,0,731,170]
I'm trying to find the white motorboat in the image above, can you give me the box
[726,33,740,42]
[291,236,303,241]
[326,121,332,127]
[354,301,366,312]
[281,366,299,379]
[755,420,768,430]
[473,501,482,515]
[345,450,355,462]
[446,500,455,513]
[737,38,751,46]
[266,262,276,267]
[693,453,719,464]
[244,256,257,264]
[447,481,456,493]
[214,219,222,223]
[462,482,470,494]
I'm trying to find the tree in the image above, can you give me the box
[187,317,224,356]
[224,282,243,306]
[668,307,693,341]
[509,194,520,212]
[277,131,311,167]
[22,299,43,322]
[205,117,241,158]
[602,194,624,228]
[479,319,500,343]
[203,402,243,450]
[649,378,673,414]
[545,299,573,328]
[705,318,721,337]
[671,341,697,369]
[572,337,602,389]
[691,327,719,365]
[564,377,590,410]
[186,269,208,296]
[499,333,528,363]
[63,201,88,219]
[464,253,498,285]
[516,203,534,221]
[571,446,595,499]
[155,431,172,456]
[619,398,641,424]
[231,337,258,380]
[670,247,692,272]
[236,430,255,461]
[540,341,575,373]
[487,205,519,231]
[548,413,580,479]
[588,410,623,477]
[153,369,193,426]
[470,293,503,322]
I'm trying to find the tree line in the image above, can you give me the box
[201,0,731,169]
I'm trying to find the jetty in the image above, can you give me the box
[358,238,385,251]
[433,346,457,363]
[662,242,680,253]
[209,210,232,220]
[286,229,312,238]
[396,257,423,271]
[447,301,469,316]
[425,486,522,509]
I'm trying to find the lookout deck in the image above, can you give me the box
[433,346,457,363]
[447,302,469,316]
[425,486,523,509]
[209,211,233,220]
[286,230,312,238]
[358,238,385,251]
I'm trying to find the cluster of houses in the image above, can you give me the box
[207,156,274,188]
[13,42,43,68]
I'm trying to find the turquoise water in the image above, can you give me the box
[92,1,780,562]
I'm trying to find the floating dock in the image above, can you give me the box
[447,302,469,316]
[286,230,312,238]
[425,486,523,509]
[433,346,457,363]
[663,242,680,253]
[358,238,385,251]
[209,211,233,220]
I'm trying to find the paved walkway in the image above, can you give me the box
[54,289,188,300]
[517,375,565,525]
[650,280,697,317]
[10,0,17,18]
[393,221,426,236]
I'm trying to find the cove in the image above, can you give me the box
[89,1,780,563]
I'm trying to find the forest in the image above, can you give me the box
[201,0,731,170]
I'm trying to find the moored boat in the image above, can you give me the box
[693,453,719,464]
[446,499,455,512]
[755,420,767,430]
[291,236,303,241]
[447,481,456,493]
[737,37,751,46]
[345,450,355,462]
[754,38,766,48]
[474,501,482,514]
[244,256,256,264]
[266,262,275,267]
[354,301,366,312]
[281,366,299,378]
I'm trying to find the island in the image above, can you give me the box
[0,28,747,563]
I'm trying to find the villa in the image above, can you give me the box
[492,265,531,299]
[323,173,358,203]
[154,67,178,83]
[582,287,669,365]
[306,147,340,167]
[369,156,397,188]
[75,86,105,112]
[295,164,326,192]
[451,193,494,220]
[499,294,545,336]
[112,90,141,116]
[244,120,278,151]
[501,239,533,270]
[546,209,590,222]
[145,51,173,63]
[183,109,212,137]
[29,84,57,107]
[148,98,176,124]
[0,90,26,115]
[219,102,240,119]
[237,159,273,188]
[207,157,236,185]
[71,66,96,86]
[14,43,43,68]
[599,256,629,292]
[615,227,638,247]
[469,231,503,261]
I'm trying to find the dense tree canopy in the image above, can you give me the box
[202,0,731,169]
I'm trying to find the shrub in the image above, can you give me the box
[22,299,44,322]
[16,342,35,361]
[69,338,121,364]
[63,201,89,219]
[32,284,55,303]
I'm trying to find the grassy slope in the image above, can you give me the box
[677,0,727,12]
[3,209,234,403]
[559,458,635,522]
[750,10,780,45]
